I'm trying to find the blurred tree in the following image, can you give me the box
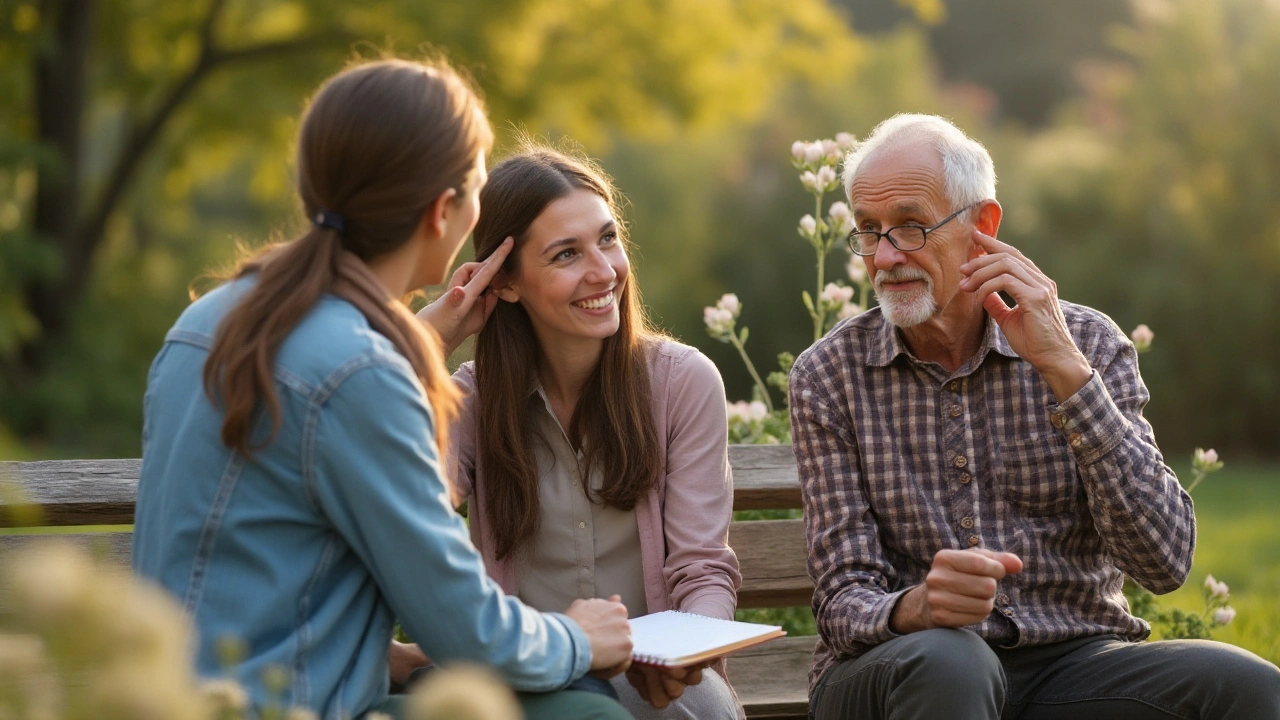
[836,0,1133,126]
[1002,0,1280,456]
[0,0,863,454]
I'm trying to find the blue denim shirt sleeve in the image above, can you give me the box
[306,357,591,691]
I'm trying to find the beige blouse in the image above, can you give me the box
[513,387,649,616]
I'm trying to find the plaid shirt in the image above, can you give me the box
[790,301,1195,690]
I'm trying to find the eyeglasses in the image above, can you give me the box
[846,203,977,257]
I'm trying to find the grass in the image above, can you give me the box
[736,463,1280,665]
[1150,463,1280,663]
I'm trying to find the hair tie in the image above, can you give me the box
[312,210,347,234]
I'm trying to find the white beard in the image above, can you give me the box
[875,270,937,328]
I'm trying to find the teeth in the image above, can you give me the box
[574,292,613,310]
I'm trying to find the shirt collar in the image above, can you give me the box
[865,307,1019,368]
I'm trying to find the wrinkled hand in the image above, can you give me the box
[566,595,633,676]
[626,661,709,709]
[892,548,1023,633]
[959,230,1092,400]
[388,640,430,686]
[417,237,513,356]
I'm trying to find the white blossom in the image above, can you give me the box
[816,165,838,191]
[1214,606,1236,626]
[803,142,824,164]
[791,141,806,160]
[703,306,735,336]
[828,201,854,235]
[822,139,841,163]
[836,132,857,151]
[847,256,867,283]
[716,293,741,317]
[1204,574,1230,599]
[799,214,817,236]
[799,171,820,192]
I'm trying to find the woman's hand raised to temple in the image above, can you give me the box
[417,237,513,356]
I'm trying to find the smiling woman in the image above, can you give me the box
[417,145,746,720]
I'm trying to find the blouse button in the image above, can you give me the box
[954,455,968,468]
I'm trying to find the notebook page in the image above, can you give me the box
[629,611,782,665]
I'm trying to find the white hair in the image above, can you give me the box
[842,114,996,216]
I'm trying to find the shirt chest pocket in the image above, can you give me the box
[995,434,1083,516]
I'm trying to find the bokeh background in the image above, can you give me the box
[1,0,1277,658]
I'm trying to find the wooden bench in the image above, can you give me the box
[0,444,816,719]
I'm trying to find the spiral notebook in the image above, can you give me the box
[629,611,786,668]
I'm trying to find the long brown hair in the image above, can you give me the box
[472,147,664,561]
[202,58,492,457]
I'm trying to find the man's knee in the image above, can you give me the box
[894,629,1004,692]
[813,629,1004,720]
[1196,641,1280,713]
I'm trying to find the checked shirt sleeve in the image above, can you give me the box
[790,363,908,654]
[1051,327,1196,594]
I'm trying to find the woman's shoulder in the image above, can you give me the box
[646,338,725,394]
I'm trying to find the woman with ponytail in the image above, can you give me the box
[416,146,744,720]
[132,60,632,720]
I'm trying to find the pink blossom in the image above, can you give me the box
[836,132,857,151]
[820,282,855,306]
[791,141,806,160]
[838,302,865,320]
[716,293,741,316]
[1130,324,1154,351]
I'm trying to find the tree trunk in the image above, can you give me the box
[23,0,94,376]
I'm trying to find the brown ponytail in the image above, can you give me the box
[202,58,492,458]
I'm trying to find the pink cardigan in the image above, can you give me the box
[450,339,742,621]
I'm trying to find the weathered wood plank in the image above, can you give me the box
[729,444,801,511]
[0,532,133,614]
[728,635,817,719]
[0,446,804,526]
[0,459,140,527]
[732,519,813,609]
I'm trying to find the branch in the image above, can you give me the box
[76,19,342,262]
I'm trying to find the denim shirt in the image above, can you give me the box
[133,278,590,719]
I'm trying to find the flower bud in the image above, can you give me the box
[1214,606,1236,626]
[1130,324,1154,352]
[799,214,817,236]
[800,171,820,192]
[716,293,741,316]
[836,132,857,151]
[847,257,867,284]
[817,166,838,190]
[803,142,824,164]
[791,141,806,160]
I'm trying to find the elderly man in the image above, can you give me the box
[789,114,1280,720]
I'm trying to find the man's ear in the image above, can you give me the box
[420,188,460,239]
[975,199,1002,238]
